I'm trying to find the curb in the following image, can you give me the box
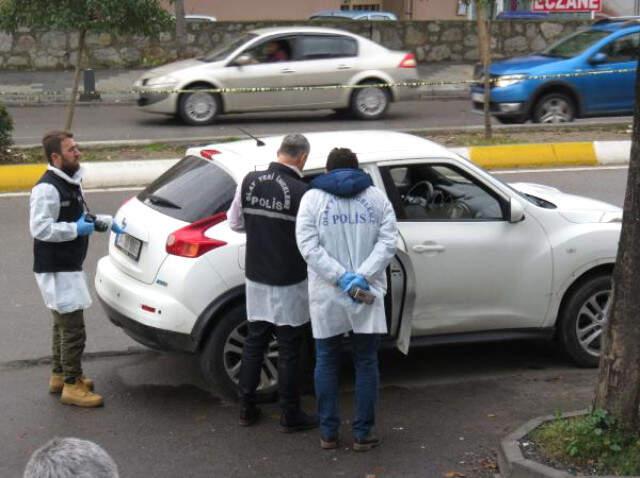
[497,409,636,478]
[0,140,631,193]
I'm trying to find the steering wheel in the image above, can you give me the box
[403,180,434,206]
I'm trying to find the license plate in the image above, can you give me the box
[471,92,485,103]
[115,233,142,261]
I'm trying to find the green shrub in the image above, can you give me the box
[0,101,13,150]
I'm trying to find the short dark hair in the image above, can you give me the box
[278,134,310,159]
[42,130,73,164]
[326,147,358,171]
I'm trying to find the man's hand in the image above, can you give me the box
[348,275,369,292]
[337,272,357,292]
[75,215,95,236]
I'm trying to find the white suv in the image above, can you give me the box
[95,131,620,399]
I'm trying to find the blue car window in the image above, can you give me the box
[542,30,610,58]
[601,32,640,63]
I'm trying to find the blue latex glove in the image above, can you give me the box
[111,221,126,235]
[337,272,357,292]
[346,274,370,292]
[75,214,95,236]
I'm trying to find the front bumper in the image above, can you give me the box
[470,88,527,117]
[135,87,178,114]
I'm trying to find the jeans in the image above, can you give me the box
[314,333,381,440]
[239,320,305,415]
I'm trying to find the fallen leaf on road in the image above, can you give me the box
[444,472,465,478]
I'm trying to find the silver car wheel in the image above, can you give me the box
[575,289,610,358]
[184,92,218,123]
[538,97,572,123]
[355,86,387,117]
[223,321,279,392]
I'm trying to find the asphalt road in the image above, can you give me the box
[6,101,633,145]
[0,166,628,477]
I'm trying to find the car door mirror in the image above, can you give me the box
[509,197,525,223]
[232,53,254,66]
[589,52,608,65]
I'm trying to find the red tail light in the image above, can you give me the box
[166,212,227,258]
[200,149,221,160]
[398,53,417,68]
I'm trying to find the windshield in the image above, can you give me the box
[541,30,610,58]
[200,33,258,62]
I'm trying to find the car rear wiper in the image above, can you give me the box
[146,194,181,209]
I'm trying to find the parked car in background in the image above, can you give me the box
[471,17,639,123]
[185,14,217,23]
[95,130,619,400]
[309,9,398,20]
[133,26,418,125]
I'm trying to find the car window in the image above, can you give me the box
[299,35,358,60]
[379,163,505,221]
[242,37,295,64]
[370,14,392,20]
[201,33,257,62]
[137,156,237,223]
[541,30,610,58]
[601,32,640,63]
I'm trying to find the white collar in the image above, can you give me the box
[281,162,303,178]
[47,164,85,186]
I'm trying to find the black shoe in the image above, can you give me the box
[353,433,380,452]
[320,435,339,450]
[279,410,319,433]
[238,406,261,427]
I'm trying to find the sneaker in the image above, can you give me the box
[353,434,381,452]
[279,410,319,433]
[60,382,103,408]
[238,406,261,427]
[320,435,339,450]
[49,374,94,394]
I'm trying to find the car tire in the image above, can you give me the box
[199,304,278,402]
[178,86,221,126]
[349,81,390,120]
[495,115,526,124]
[532,93,575,123]
[559,274,611,368]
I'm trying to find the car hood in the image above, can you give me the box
[490,55,565,75]
[510,182,622,224]
[142,58,211,77]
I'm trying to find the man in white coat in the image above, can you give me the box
[296,147,398,451]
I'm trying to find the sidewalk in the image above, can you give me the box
[0,63,473,105]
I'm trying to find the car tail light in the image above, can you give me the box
[398,53,417,68]
[200,149,221,160]
[166,212,227,258]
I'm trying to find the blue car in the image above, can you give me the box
[471,18,639,123]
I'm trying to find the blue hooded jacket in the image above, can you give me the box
[310,168,373,198]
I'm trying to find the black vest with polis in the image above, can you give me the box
[33,169,89,273]
[241,161,309,286]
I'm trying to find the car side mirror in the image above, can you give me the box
[590,52,608,65]
[509,197,525,223]
[232,54,253,66]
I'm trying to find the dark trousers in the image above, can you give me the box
[51,309,86,383]
[239,320,304,415]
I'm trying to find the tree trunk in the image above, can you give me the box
[64,29,86,131]
[593,58,640,431]
[475,0,492,140]
[175,0,186,59]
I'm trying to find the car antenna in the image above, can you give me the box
[236,127,265,146]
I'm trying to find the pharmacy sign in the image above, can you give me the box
[532,0,603,12]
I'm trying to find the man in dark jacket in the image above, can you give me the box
[227,134,318,432]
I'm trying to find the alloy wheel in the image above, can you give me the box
[575,288,610,358]
[184,92,217,123]
[223,321,279,392]
[538,97,573,123]
[356,87,387,117]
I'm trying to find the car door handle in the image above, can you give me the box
[280,68,295,74]
[412,244,445,253]
[337,65,351,70]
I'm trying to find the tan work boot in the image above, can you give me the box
[49,374,94,394]
[60,382,103,408]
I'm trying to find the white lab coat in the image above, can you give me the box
[296,186,398,339]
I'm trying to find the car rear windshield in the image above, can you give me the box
[541,30,610,58]
[137,156,237,223]
[200,33,257,62]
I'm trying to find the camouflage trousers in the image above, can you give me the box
[51,309,86,383]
